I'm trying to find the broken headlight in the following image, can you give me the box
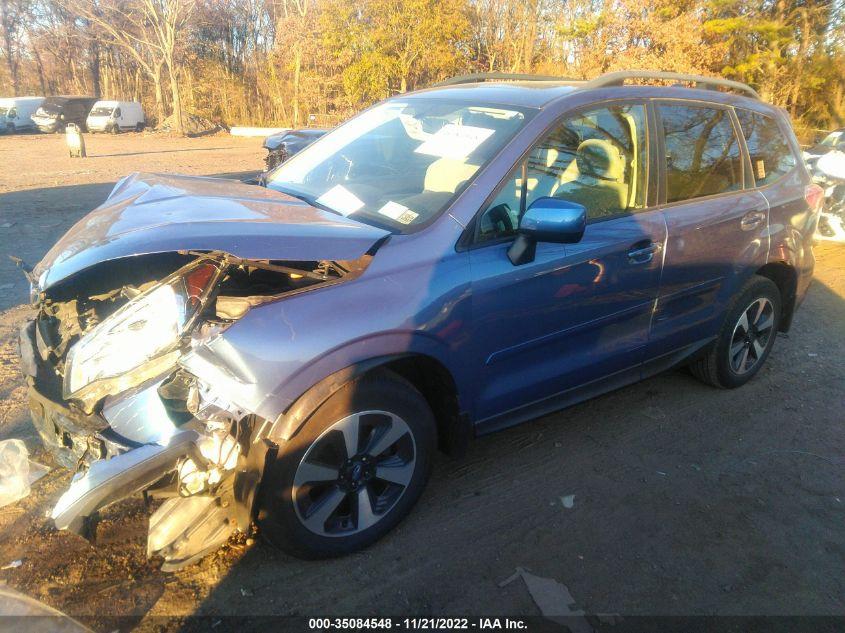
[64,261,220,400]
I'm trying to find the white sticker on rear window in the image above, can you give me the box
[316,185,365,216]
[414,124,495,160]
[378,201,419,225]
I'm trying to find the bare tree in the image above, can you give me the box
[68,0,192,132]
[0,0,26,95]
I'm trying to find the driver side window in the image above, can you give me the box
[477,103,648,243]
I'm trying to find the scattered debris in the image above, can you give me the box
[240,587,254,597]
[1,560,22,570]
[0,222,13,228]
[808,352,819,357]
[27,460,50,485]
[554,441,563,448]
[0,440,34,508]
[656,471,668,476]
[560,494,575,509]
[499,567,592,632]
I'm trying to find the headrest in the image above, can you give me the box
[575,139,625,182]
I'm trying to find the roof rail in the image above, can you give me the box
[584,71,760,100]
[432,72,579,87]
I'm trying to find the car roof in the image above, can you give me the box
[405,81,579,108]
[404,74,773,114]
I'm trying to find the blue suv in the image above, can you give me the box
[20,71,822,567]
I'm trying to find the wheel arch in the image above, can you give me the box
[755,261,798,331]
[267,352,471,457]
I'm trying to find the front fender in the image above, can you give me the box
[180,240,474,429]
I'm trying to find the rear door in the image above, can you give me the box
[647,101,769,360]
[469,101,668,424]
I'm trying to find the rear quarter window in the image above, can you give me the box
[736,109,796,187]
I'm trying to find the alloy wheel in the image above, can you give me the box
[293,410,416,537]
[729,297,775,375]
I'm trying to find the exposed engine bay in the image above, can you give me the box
[20,251,358,570]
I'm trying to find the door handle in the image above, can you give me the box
[628,241,661,264]
[741,211,766,231]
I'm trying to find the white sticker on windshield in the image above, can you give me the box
[378,201,419,225]
[316,185,365,216]
[414,124,495,160]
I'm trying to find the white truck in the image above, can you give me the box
[85,100,145,133]
[0,97,46,133]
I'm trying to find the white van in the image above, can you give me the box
[0,97,45,133]
[86,100,145,133]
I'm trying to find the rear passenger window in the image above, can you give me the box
[659,104,742,203]
[736,110,796,186]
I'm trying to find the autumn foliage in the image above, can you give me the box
[1,0,843,138]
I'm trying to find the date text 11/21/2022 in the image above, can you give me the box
[307,618,529,630]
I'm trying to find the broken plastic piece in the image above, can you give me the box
[0,440,33,508]
[148,495,234,571]
[51,430,199,535]
[499,567,592,632]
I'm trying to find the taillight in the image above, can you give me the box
[185,263,217,304]
[805,183,824,212]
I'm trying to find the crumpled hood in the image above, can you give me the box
[34,172,389,290]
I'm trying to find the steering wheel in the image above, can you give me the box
[486,203,515,234]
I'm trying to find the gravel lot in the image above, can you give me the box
[0,133,843,631]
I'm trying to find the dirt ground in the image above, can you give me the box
[0,133,844,631]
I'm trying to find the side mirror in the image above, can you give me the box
[508,197,586,265]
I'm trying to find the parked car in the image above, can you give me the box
[86,100,145,133]
[263,128,328,171]
[0,97,45,133]
[31,96,98,133]
[20,71,821,569]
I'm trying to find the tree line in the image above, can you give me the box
[1,0,843,139]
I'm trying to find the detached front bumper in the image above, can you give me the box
[19,317,270,569]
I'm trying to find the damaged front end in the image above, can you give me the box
[20,251,351,569]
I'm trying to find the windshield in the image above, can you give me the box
[89,106,115,116]
[266,99,532,232]
[821,131,843,147]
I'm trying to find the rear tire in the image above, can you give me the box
[690,275,781,388]
[257,369,435,559]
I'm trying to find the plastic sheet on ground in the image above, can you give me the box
[0,440,33,508]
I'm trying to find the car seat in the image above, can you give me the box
[553,139,628,218]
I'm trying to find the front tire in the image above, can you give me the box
[690,275,781,388]
[257,369,435,559]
